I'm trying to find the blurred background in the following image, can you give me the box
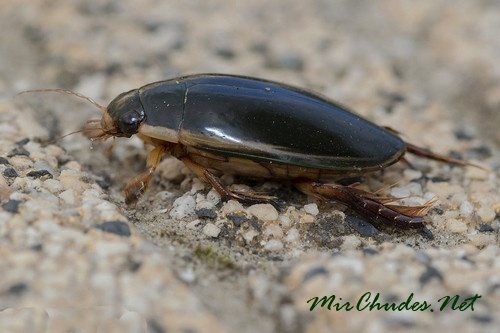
[2,0,499,145]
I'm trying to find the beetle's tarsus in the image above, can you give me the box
[204,169,283,208]
[123,145,168,205]
[294,181,433,229]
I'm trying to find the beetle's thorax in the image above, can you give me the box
[138,123,180,143]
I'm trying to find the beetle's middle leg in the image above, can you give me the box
[294,180,434,229]
[181,157,282,207]
[124,144,170,204]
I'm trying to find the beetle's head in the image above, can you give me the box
[84,89,145,140]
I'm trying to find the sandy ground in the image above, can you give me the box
[0,1,499,332]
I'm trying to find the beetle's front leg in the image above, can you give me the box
[294,180,434,229]
[181,157,282,207]
[124,145,170,204]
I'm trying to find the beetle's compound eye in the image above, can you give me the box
[118,110,142,136]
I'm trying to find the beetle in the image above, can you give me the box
[21,74,477,228]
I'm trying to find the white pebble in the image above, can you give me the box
[178,269,196,283]
[263,224,283,239]
[206,188,221,205]
[169,195,196,219]
[190,178,206,193]
[243,229,259,244]
[221,200,246,216]
[59,189,76,205]
[468,234,495,248]
[477,206,495,223]
[284,228,299,243]
[459,200,474,217]
[446,219,468,233]
[299,213,315,224]
[279,214,292,228]
[303,203,319,216]
[403,169,422,181]
[341,235,361,250]
[43,179,63,193]
[203,223,221,237]
[248,204,278,222]
[264,239,283,251]
[64,161,81,171]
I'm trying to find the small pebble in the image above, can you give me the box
[299,214,315,224]
[264,239,283,251]
[64,161,82,171]
[243,229,259,244]
[206,188,221,205]
[341,235,362,250]
[195,208,217,219]
[477,206,495,223]
[169,195,196,219]
[190,178,205,193]
[43,179,63,193]
[247,204,279,222]
[459,200,474,217]
[263,224,283,239]
[15,138,29,146]
[3,168,18,178]
[403,169,422,181]
[346,216,379,237]
[59,189,76,205]
[2,199,21,213]
[178,269,196,283]
[478,224,495,232]
[95,221,131,237]
[446,219,468,233]
[227,213,249,227]
[279,214,292,228]
[303,203,319,216]
[284,228,299,243]
[203,223,221,238]
[0,175,9,201]
[33,160,55,175]
[7,147,30,157]
[0,157,9,165]
[221,200,246,216]
[468,234,495,247]
[27,169,53,179]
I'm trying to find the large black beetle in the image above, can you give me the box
[74,74,474,228]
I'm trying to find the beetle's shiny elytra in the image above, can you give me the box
[82,74,475,229]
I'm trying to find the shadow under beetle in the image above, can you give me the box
[21,74,479,228]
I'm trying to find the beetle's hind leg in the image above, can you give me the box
[383,126,484,169]
[124,145,169,204]
[181,157,283,208]
[294,180,434,229]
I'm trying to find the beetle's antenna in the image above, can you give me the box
[16,89,105,112]
[41,129,88,146]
